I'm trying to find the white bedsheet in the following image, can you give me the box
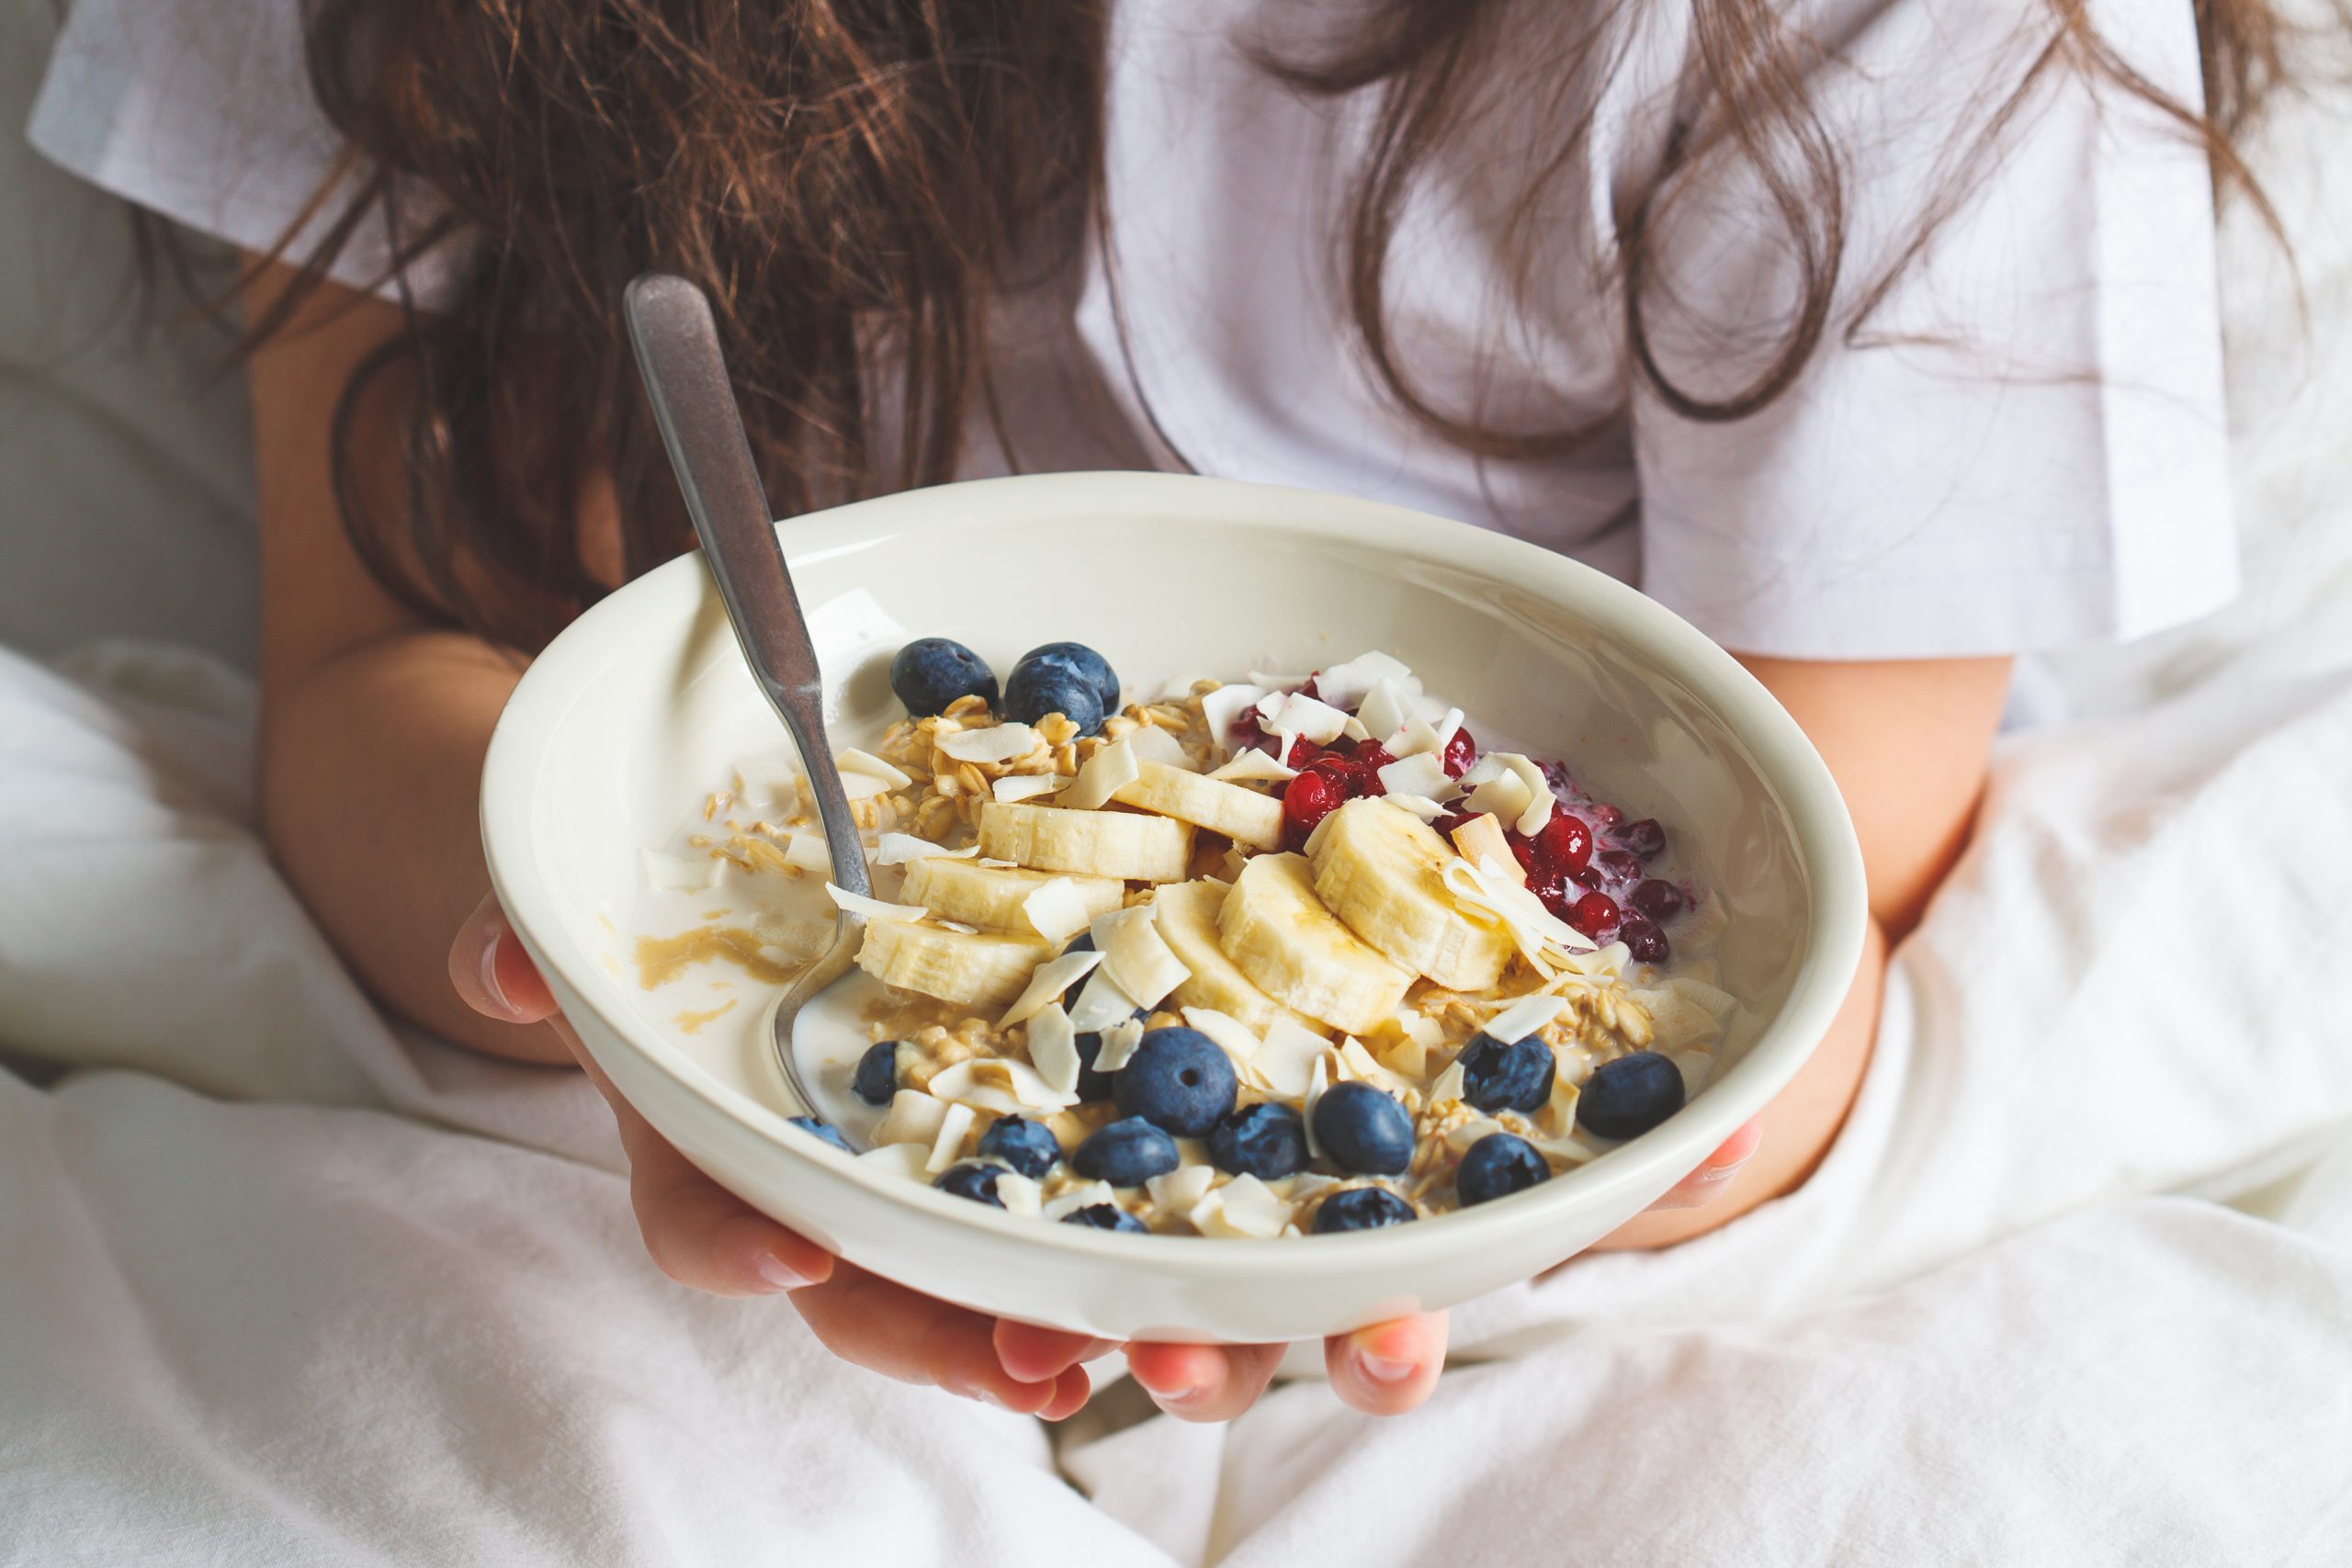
[8,8,2352,1563]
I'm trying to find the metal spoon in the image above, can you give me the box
[624,272,867,1143]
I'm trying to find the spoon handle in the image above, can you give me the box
[623,273,871,899]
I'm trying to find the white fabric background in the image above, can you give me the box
[7,0,2352,1562]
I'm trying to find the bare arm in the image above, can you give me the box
[243,258,571,1065]
[1595,652,2010,1249]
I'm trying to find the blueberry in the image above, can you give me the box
[852,1041,900,1107]
[1070,1008,1147,1103]
[889,637,998,717]
[786,1116,853,1153]
[1619,918,1670,964]
[977,1114,1060,1179]
[1063,932,1096,957]
[1070,1117,1181,1187]
[1061,1203,1149,1234]
[1311,1082,1415,1175]
[1621,818,1668,860]
[1311,1186,1418,1233]
[933,1162,1005,1206]
[1208,1102,1309,1180]
[1114,1027,1239,1137]
[1577,1051,1686,1140]
[1002,662,1106,736]
[1628,878,1684,923]
[1455,1133,1551,1206]
[1015,641,1121,711]
[1456,1032,1557,1114]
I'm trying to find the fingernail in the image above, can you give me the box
[1151,1383,1209,1410]
[1694,1159,1747,1187]
[752,1252,813,1292]
[478,934,516,1019]
[1355,1353,1418,1384]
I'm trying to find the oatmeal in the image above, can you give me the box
[636,640,1740,1237]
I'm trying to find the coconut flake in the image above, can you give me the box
[1063,737,1140,811]
[1447,812,1520,885]
[929,1057,1081,1115]
[1199,684,1269,755]
[1302,1055,1331,1158]
[874,1089,950,1147]
[1430,1060,1467,1108]
[731,752,802,807]
[1502,754,1555,835]
[1356,678,1412,744]
[1027,1002,1080,1095]
[840,773,892,802]
[1483,992,1569,1046]
[1067,964,1144,1033]
[994,1170,1043,1217]
[837,748,914,789]
[641,849,721,893]
[825,884,928,923]
[1464,766,1533,828]
[1386,711,1443,760]
[937,724,1042,765]
[783,833,835,874]
[925,1102,978,1173]
[874,833,978,867]
[1094,906,1192,1009]
[1376,751,1453,800]
[1148,1163,1216,1213]
[1092,1015,1147,1072]
[1441,855,1595,975]
[1179,1008,1261,1068]
[1265,692,1351,747]
[996,948,1105,1028]
[1441,1114,1510,1154]
[1433,708,1464,748]
[1384,794,1447,824]
[1314,652,1420,711]
[1022,877,1095,946]
[854,1143,929,1183]
[1125,723,1195,771]
[1209,750,1298,784]
[991,773,1069,804]
[1042,1180,1119,1222]
[1193,1174,1292,1239]
[1254,1016,1329,1100]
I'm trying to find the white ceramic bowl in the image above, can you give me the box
[481,471,1866,1343]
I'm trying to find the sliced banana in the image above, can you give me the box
[1309,798,1512,991]
[899,856,1124,938]
[1151,879,1310,1034]
[1111,761,1284,851]
[977,801,1194,883]
[1216,852,1412,1034]
[855,920,1052,1009]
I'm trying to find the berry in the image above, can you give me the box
[1571,890,1623,942]
[1311,1082,1416,1175]
[1456,1032,1557,1113]
[1592,849,1643,886]
[1063,931,1096,956]
[1114,1027,1239,1137]
[1455,1133,1552,1206]
[1577,1051,1686,1140]
[1533,813,1592,875]
[1061,1203,1148,1234]
[1353,744,1393,796]
[977,1115,1061,1179]
[1207,1102,1309,1180]
[1589,803,1623,830]
[1508,831,1540,874]
[1312,1186,1418,1233]
[1442,725,1478,778]
[1432,808,1476,840]
[1283,770,1341,849]
[1002,662,1106,736]
[852,1041,900,1107]
[1285,736,1324,767]
[888,638,998,717]
[786,1116,853,1153]
[1071,1117,1181,1187]
[1014,641,1121,710]
[1628,879,1685,923]
[1620,918,1671,964]
[1527,866,1578,922]
[1621,818,1668,860]
[933,1163,1005,1206]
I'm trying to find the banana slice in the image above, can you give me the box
[977,801,1194,883]
[1309,798,1512,990]
[856,920,1052,1009]
[1151,879,1312,1034]
[1111,761,1284,851]
[1216,852,1412,1034]
[899,856,1124,938]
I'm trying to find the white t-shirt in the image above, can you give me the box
[27,0,2236,660]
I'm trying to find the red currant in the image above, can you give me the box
[1621,818,1668,860]
[1628,879,1684,922]
[1570,890,1622,942]
[1442,726,1478,779]
[1507,831,1539,874]
[1532,814,1592,875]
[1281,770,1341,849]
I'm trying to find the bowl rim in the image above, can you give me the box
[481,470,1868,1278]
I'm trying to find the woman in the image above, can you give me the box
[28,0,2283,1426]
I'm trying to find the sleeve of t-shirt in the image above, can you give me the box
[1630,0,2234,660]
[27,0,461,307]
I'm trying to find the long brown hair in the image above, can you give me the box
[242,0,2321,651]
